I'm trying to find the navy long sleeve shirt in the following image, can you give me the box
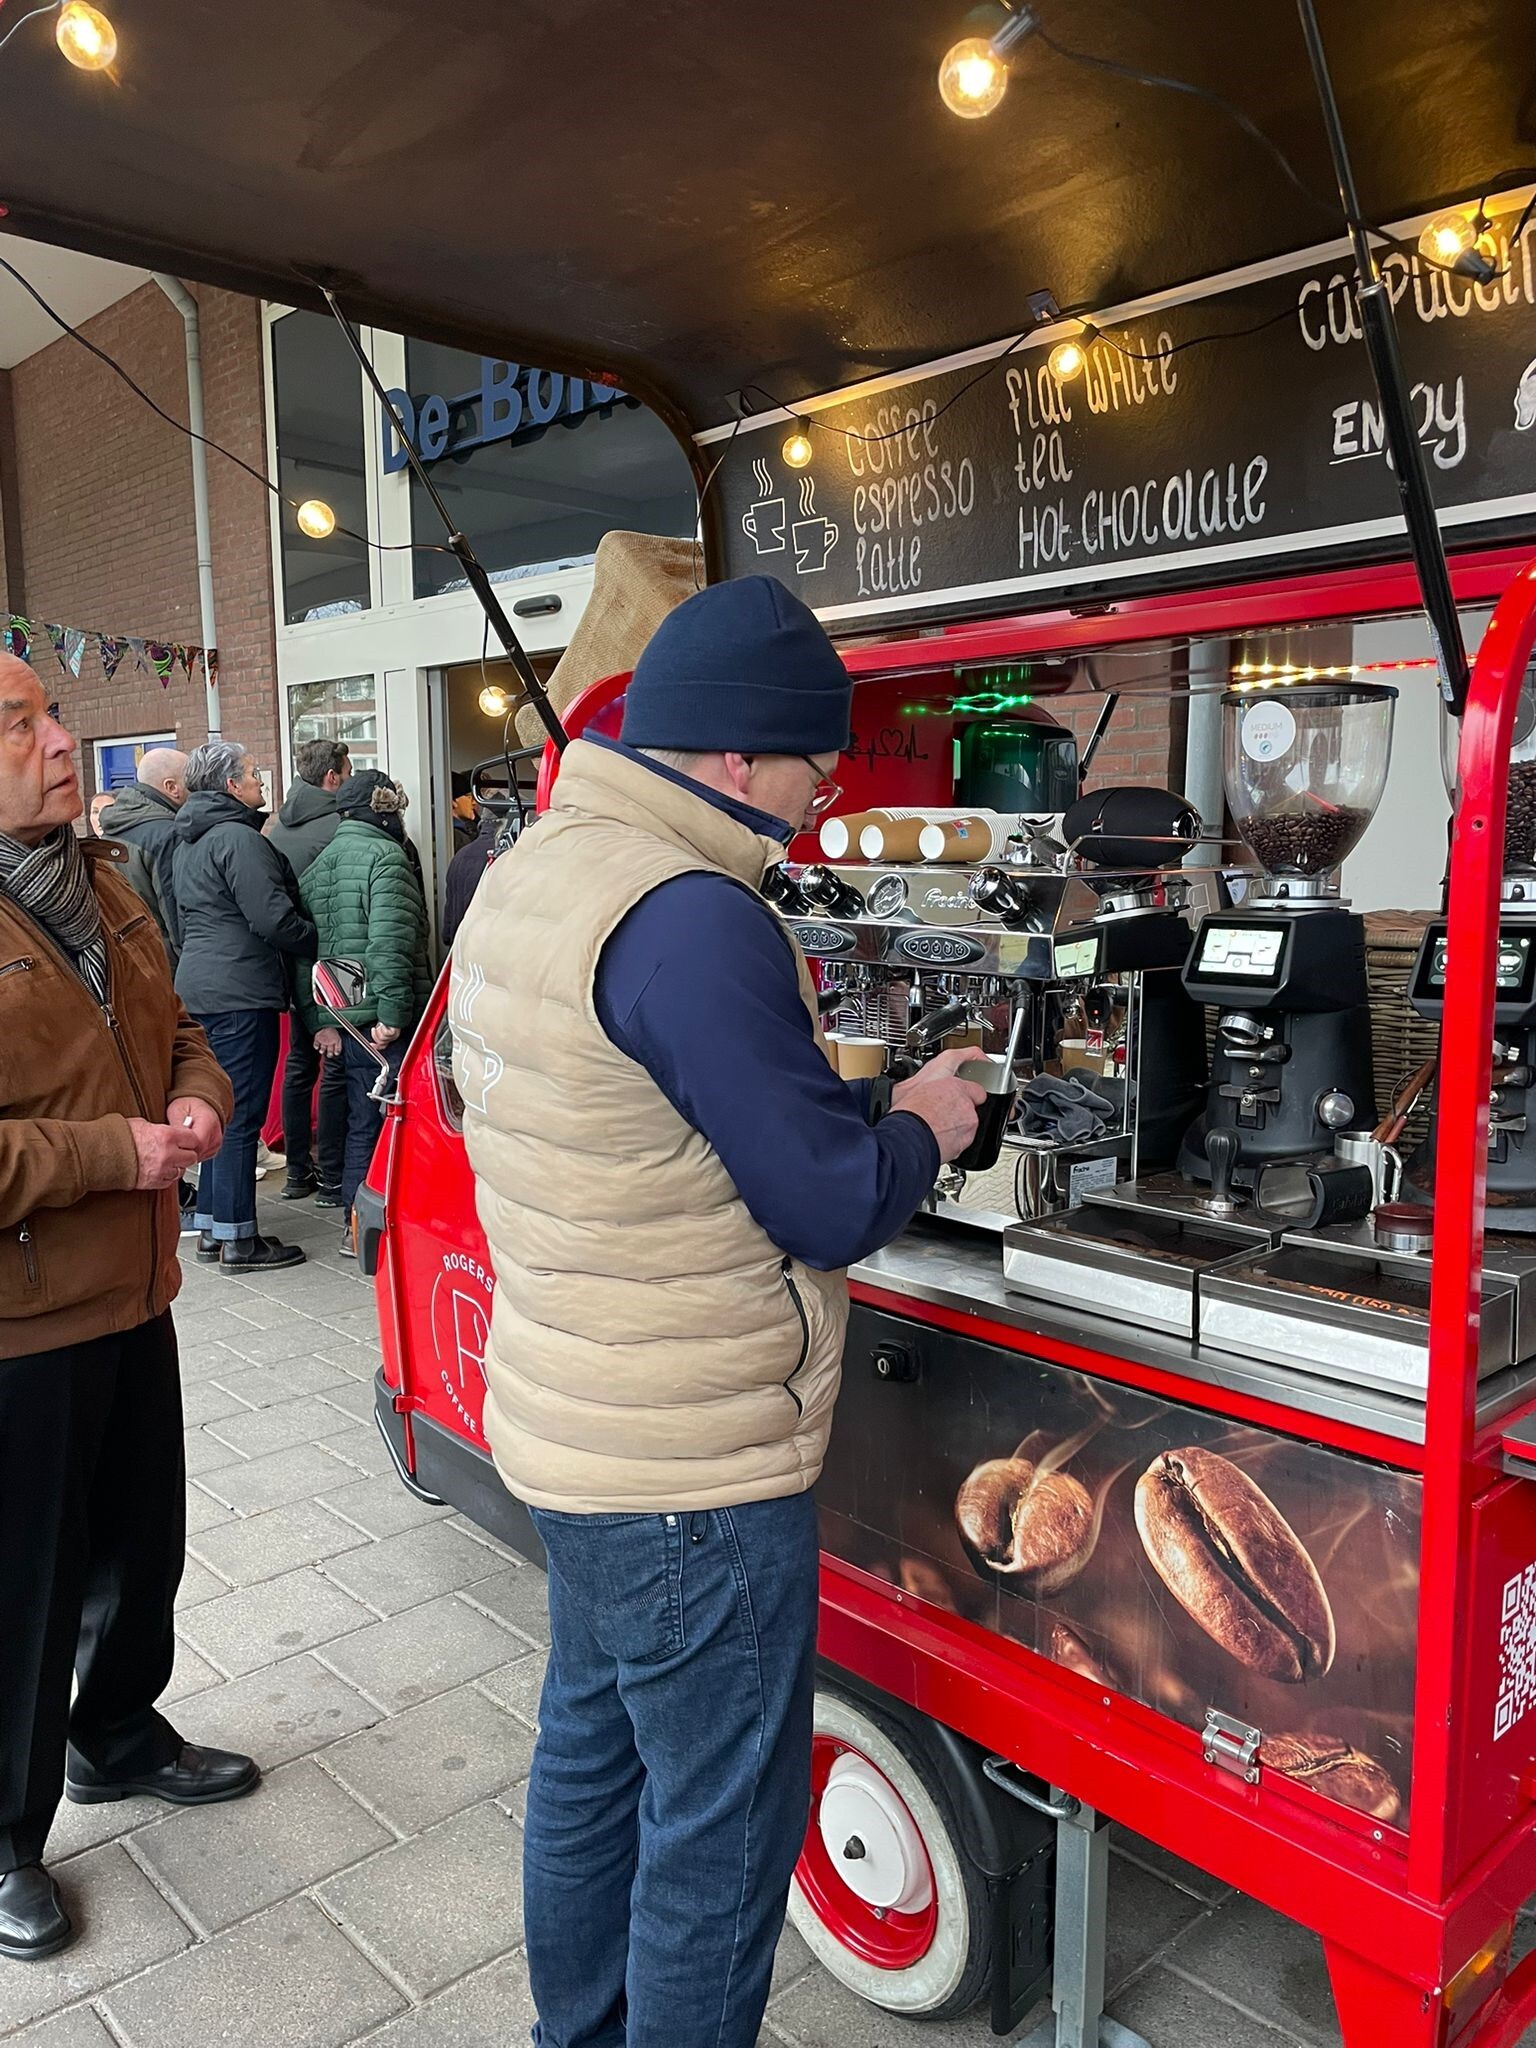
[591,746,939,1270]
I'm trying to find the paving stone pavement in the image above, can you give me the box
[9,1189,1533,2048]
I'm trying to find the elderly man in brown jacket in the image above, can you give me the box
[0,657,259,1965]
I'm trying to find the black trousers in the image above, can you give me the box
[0,1313,184,1873]
[280,1009,348,1188]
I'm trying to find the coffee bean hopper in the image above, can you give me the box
[1178,680,1397,1194]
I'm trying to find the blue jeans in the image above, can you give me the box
[525,1492,820,2048]
[193,1008,280,1242]
[340,1033,404,1215]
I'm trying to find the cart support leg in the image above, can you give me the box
[1020,1793,1151,2048]
[1324,1940,1442,2048]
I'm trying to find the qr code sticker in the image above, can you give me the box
[1495,1564,1536,1740]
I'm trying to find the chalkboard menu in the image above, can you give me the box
[707,190,1536,630]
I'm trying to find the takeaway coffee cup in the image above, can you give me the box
[954,1053,1016,1172]
[830,1035,887,1081]
[741,498,786,553]
[792,515,839,573]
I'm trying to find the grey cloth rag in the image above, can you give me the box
[1021,1072,1115,1144]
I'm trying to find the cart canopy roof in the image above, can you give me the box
[2,0,1526,431]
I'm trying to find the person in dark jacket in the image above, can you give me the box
[173,741,317,1273]
[441,797,502,946]
[266,738,349,1205]
[101,748,187,964]
[299,770,432,1251]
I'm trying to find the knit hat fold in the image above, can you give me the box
[620,575,851,755]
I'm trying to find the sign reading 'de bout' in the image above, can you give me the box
[707,188,1536,628]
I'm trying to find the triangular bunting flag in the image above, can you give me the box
[98,636,126,682]
[145,642,175,686]
[127,637,149,673]
[63,628,86,678]
[43,623,67,671]
[5,616,31,662]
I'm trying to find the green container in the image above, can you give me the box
[957,708,1078,813]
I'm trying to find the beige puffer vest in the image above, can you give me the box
[450,740,850,1514]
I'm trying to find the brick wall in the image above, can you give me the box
[6,281,276,792]
[1053,687,1184,796]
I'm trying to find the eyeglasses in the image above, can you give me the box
[800,756,843,820]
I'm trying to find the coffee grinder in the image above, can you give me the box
[1402,667,1536,1229]
[1180,681,1397,1197]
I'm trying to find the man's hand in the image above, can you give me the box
[127,1118,203,1190]
[315,1028,344,1059]
[890,1048,988,1163]
[167,1096,224,1163]
[371,1023,401,1049]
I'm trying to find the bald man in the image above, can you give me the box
[102,746,189,964]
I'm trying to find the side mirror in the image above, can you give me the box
[313,958,368,1012]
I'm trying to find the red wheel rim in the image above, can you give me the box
[795,1734,939,1970]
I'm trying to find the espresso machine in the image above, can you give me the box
[765,786,1215,1232]
[1179,681,1396,1201]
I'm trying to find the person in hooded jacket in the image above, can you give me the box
[298,769,432,1253]
[264,738,350,1205]
[173,741,316,1273]
[100,748,187,965]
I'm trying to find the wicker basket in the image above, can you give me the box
[1364,909,1438,1143]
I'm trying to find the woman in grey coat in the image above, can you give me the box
[172,741,316,1272]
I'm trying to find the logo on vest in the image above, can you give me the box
[430,1250,494,1435]
[447,959,505,1114]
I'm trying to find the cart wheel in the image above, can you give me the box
[788,1683,993,2020]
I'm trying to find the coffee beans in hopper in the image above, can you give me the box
[1506,760,1536,868]
[1244,806,1368,876]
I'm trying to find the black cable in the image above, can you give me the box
[0,252,445,556]
[1031,21,1347,230]
[1091,300,1297,364]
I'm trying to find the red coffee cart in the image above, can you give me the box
[12,6,1536,2038]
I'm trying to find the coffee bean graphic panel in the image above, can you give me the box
[826,1306,1421,1827]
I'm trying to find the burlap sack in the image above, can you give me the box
[513,530,701,747]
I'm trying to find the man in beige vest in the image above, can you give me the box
[452,575,982,2048]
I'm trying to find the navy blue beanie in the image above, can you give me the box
[620,575,851,755]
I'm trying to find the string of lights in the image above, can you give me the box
[0,252,445,555]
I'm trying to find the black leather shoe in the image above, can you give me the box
[195,1230,220,1264]
[219,1235,305,1273]
[279,1173,317,1201]
[66,1742,260,1808]
[0,1867,72,1961]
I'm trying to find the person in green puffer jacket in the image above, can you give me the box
[298,770,432,1248]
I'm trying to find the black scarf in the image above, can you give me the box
[0,825,110,1004]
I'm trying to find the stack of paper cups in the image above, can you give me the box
[858,809,976,861]
[917,812,1025,862]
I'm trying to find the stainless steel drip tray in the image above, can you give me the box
[1198,1236,1517,1395]
[1002,1199,1275,1339]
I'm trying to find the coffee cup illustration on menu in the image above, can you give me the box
[740,457,786,553]
[791,474,840,574]
[792,516,840,574]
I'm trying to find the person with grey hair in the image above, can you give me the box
[172,741,317,1271]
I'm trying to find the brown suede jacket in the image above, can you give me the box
[0,840,234,1358]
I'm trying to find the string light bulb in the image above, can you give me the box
[55,1,116,70]
[938,36,1009,117]
[1418,208,1499,282]
[938,5,1039,117]
[479,683,512,718]
[1048,337,1087,380]
[782,423,814,469]
[295,498,336,540]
